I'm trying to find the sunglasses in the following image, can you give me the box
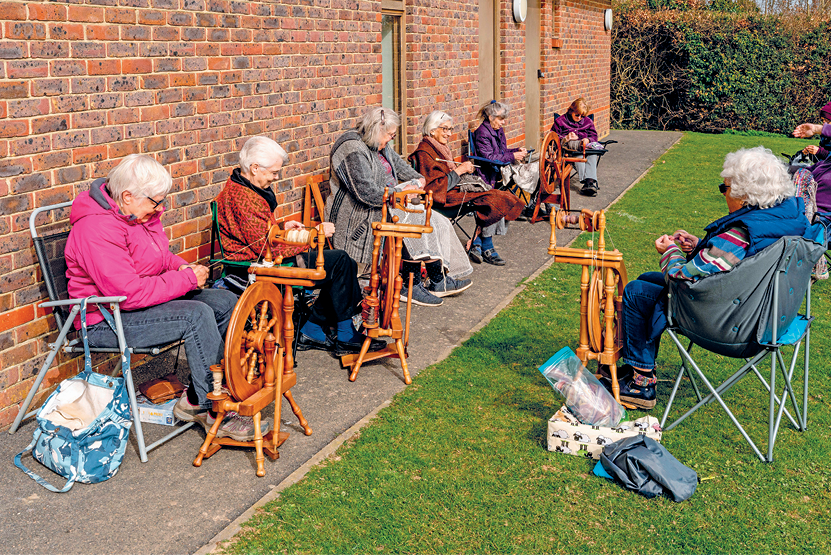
[718,182,730,194]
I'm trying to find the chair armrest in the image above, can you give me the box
[40,296,128,308]
[466,154,509,167]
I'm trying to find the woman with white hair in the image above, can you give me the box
[64,154,262,442]
[327,107,473,307]
[409,110,524,266]
[609,146,810,410]
[215,135,386,357]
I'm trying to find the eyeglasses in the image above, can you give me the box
[438,126,453,132]
[718,182,730,194]
[146,195,165,210]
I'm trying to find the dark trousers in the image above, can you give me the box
[228,248,362,326]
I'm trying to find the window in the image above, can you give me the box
[381,8,405,153]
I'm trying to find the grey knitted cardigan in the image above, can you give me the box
[325,130,423,264]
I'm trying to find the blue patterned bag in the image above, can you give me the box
[14,299,133,493]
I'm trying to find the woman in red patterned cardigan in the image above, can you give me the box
[216,136,385,357]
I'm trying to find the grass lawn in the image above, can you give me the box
[222,132,831,554]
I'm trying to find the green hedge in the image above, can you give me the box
[611,3,831,133]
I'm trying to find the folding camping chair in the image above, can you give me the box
[466,130,532,202]
[9,201,192,463]
[659,227,826,463]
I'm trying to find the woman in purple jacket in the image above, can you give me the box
[65,154,265,443]
[551,98,601,197]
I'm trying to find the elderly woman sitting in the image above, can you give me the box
[327,107,473,307]
[612,146,810,409]
[551,97,602,197]
[472,100,540,221]
[64,154,263,442]
[409,110,524,265]
[215,135,385,357]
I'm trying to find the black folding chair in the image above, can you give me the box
[9,201,192,463]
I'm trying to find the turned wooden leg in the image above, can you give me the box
[394,338,411,385]
[193,411,225,467]
[283,390,312,435]
[253,411,265,477]
[348,337,374,383]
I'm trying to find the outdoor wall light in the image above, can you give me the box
[604,9,613,31]
[513,0,528,23]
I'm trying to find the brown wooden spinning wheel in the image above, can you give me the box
[586,267,625,355]
[535,131,589,222]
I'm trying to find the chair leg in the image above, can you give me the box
[112,305,148,463]
[9,305,82,434]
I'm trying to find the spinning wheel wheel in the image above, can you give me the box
[586,269,625,355]
[534,131,589,222]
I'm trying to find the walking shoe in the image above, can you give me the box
[580,179,599,197]
[618,372,657,410]
[468,245,483,264]
[296,332,334,352]
[482,248,506,266]
[400,282,443,306]
[333,336,387,357]
[173,392,208,424]
[427,275,473,298]
[206,412,272,442]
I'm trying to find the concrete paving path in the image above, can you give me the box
[0,130,682,555]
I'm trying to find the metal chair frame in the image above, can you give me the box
[9,202,192,463]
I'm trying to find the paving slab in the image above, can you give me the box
[0,130,682,555]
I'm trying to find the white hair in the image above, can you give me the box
[720,146,794,209]
[477,100,510,122]
[107,154,172,201]
[239,135,289,173]
[356,107,399,150]
[423,110,452,136]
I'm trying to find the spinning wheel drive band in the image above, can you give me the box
[224,281,283,401]
[587,270,610,353]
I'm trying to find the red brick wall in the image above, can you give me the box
[0,0,610,429]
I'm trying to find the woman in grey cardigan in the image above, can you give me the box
[326,107,473,306]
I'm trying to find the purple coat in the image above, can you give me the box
[551,113,598,143]
[809,123,831,212]
[472,120,520,185]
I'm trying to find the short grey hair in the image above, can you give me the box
[239,135,289,173]
[423,110,452,136]
[107,154,172,201]
[720,146,794,209]
[356,107,399,150]
[477,101,509,122]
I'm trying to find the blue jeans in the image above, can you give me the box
[87,288,238,409]
[621,271,668,371]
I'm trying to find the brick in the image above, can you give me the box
[108,75,140,91]
[73,145,108,164]
[90,93,121,110]
[107,107,139,125]
[0,120,28,138]
[105,7,136,23]
[28,3,68,21]
[0,81,28,99]
[91,126,123,145]
[30,41,70,59]
[70,77,107,94]
[51,95,88,113]
[122,59,152,74]
[50,59,87,76]
[68,6,105,23]
[108,139,141,158]
[0,162,29,178]
[87,24,120,41]
[142,74,169,89]
[125,122,154,138]
[107,42,138,57]
[0,42,26,60]
[49,23,84,41]
[153,26,180,41]
[72,111,108,128]
[11,171,50,192]
[1,2,28,20]
[87,59,122,75]
[52,130,90,150]
[140,105,170,121]
[71,42,107,58]
[5,21,47,40]
[10,135,51,156]
[0,194,30,218]
[122,25,151,41]
[56,165,87,185]
[32,115,69,134]
[7,60,49,79]
[13,316,51,344]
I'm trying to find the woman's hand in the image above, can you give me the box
[180,263,209,287]
[793,123,823,138]
[804,144,820,155]
[513,148,528,162]
[655,234,676,254]
[317,222,335,238]
[453,161,475,175]
[672,229,699,252]
[582,138,590,147]
[566,132,578,142]
[284,220,304,231]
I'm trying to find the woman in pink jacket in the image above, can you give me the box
[65,154,264,442]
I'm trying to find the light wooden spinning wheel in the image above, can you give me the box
[341,188,433,385]
[548,208,633,408]
[193,224,324,477]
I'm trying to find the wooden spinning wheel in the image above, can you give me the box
[547,208,633,408]
[341,188,434,385]
[533,131,589,223]
[193,225,325,477]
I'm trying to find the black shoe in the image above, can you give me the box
[468,245,483,264]
[580,179,598,197]
[334,336,387,357]
[296,332,334,352]
[482,248,506,266]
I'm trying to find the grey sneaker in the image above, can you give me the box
[400,282,443,306]
[173,393,207,423]
[427,275,473,298]
[206,413,272,442]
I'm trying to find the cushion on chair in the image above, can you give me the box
[668,232,826,358]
